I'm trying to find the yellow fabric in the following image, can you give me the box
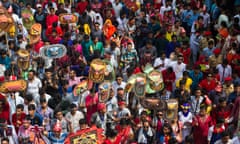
[165,32,176,42]
[58,0,65,3]
[8,25,15,37]
[83,24,91,35]
[176,78,193,93]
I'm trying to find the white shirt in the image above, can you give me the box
[118,107,131,118]
[215,139,233,144]
[170,61,186,81]
[117,17,128,32]
[8,93,24,122]
[178,111,193,129]
[200,12,211,28]
[112,81,126,94]
[153,57,170,71]
[0,64,6,77]
[106,96,118,112]
[232,136,240,144]
[216,64,232,82]
[112,2,123,18]
[26,77,42,100]
[65,111,85,132]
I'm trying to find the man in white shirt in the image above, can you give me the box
[169,55,186,81]
[112,0,123,18]
[215,131,233,144]
[7,92,24,122]
[112,75,126,94]
[154,52,170,72]
[26,70,42,102]
[65,103,85,132]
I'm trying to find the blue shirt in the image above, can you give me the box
[181,10,193,23]
[29,112,43,126]
[189,70,203,90]
[203,47,216,58]
[188,12,200,26]
[0,56,11,69]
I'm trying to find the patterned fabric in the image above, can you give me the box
[120,49,138,66]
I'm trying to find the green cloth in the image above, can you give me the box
[81,40,94,61]
[92,42,104,56]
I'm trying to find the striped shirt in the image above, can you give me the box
[48,132,68,144]
[121,49,139,66]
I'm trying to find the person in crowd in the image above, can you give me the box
[136,120,156,144]
[170,54,186,81]
[26,70,42,102]
[44,122,68,144]
[37,97,53,131]
[208,118,225,144]
[27,104,43,126]
[193,104,212,144]
[199,73,218,93]
[85,89,99,124]
[190,88,204,115]
[178,103,193,141]
[65,103,84,133]
[176,71,193,93]
[11,104,26,133]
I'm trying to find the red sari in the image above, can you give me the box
[85,93,99,124]
[193,115,212,144]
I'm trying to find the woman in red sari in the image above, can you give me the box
[85,90,99,124]
[193,104,212,144]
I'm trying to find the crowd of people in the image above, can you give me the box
[0,0,240,143]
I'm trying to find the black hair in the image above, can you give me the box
[25,94,33,102]
[221,131,230,137]
[28,104,36,110]
[70,103,77,109]
[79,118,87,125]
[183,71,189,76]
[117,87,124,91]
[216,118,224,124]
[17,35,23,40]
[40,97,47,103]
[161,123,173,135]
[1,137,9,143]
[168,137,178,144]
[16,104,24,111]
[219,97,226,103]
[54,108,62,116]
[28,70,36,75]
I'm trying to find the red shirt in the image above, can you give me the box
[77,1,88,15]
[46,26,63,38]
[181,48,191,64]
[48,36,62,44]
[46,14,58,28]
[199,79,217,92]
[12,113,26,133]
[162,69,176,91]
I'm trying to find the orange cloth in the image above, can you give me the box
[103,19,116,40]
